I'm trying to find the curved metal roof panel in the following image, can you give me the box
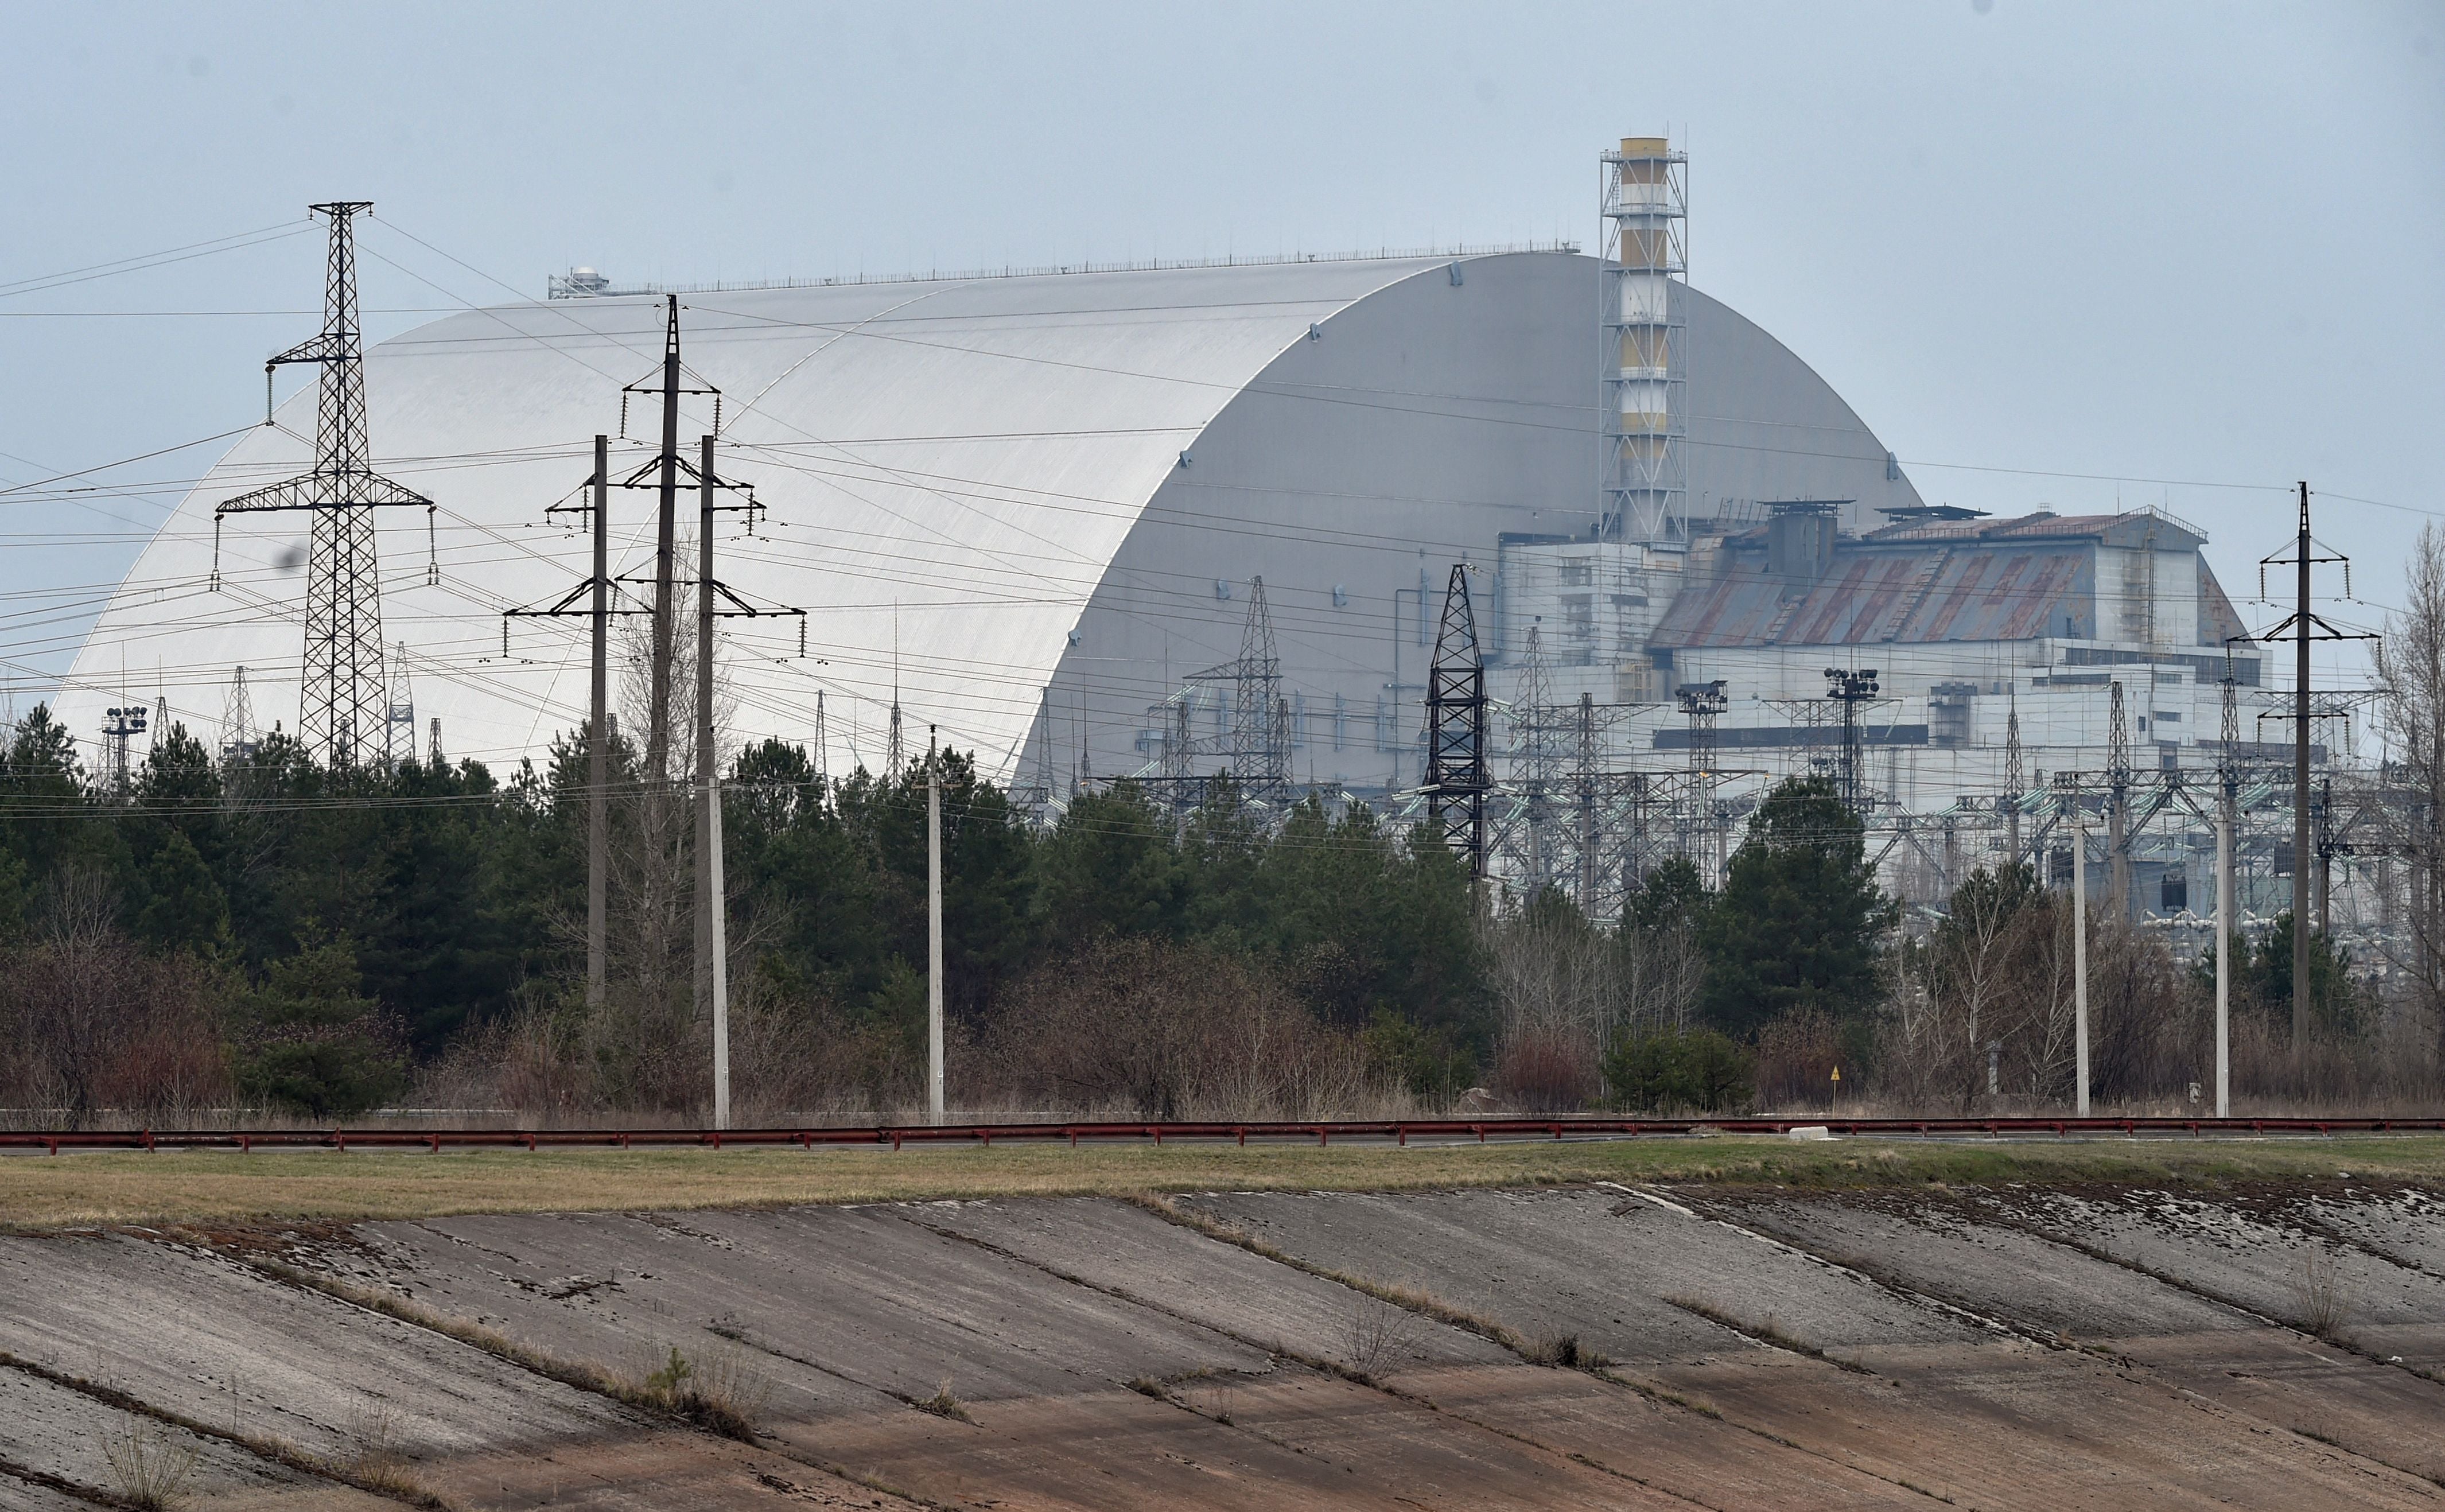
[57,256,1459,770]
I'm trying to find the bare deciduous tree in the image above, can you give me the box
[1482,892,1615,1109]
[2372,521,2445,1068]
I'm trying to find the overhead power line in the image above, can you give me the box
[0,221,312,301]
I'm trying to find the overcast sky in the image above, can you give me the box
[3,0,2438,703]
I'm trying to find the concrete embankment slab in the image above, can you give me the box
[911,1195,1513,1375]
[0,1232,910,1509]
[1700,1187,2244,1340]
[1992,1185,2445,1371]
[323,1202,1679,1510]
[1185,1184,2445,1511]
[798,1375,1687,1512]
[1408,1363,1929,1511]
[0,1471,92,1510]
[890,1194,1917,1497]
[320,1204,1479,1509]
[2311,1186,2445,1273]
[395,1430,918,1510]
[0,1362,317,1506]
[0,1232,627,1462]
[1180,1185,1980,1365]
[1705,1186,2445,1483]
[328,1204,1274,1410]
[5,1179,2439,1509]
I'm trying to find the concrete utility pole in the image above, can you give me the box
[709,765,730,1130]
[2106,681,2132,920]
[2293,480,2312,1048]
[647,297,682,789]
[2071,802,2090,1117]
[694,436,729,1128]
[2215,795,2233,1117]
[587,434,609,1010]
[2219,662,2240,1119]
[927,728,946,1125]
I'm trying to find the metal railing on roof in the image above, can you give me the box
[544,242,1582,299]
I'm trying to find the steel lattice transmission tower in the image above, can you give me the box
[384,641,416,767]
[216,203,431,767]
[1180,577,1290,806]
[1422,565,1490,880]
[1507,626,1563,890]
[1228,577,1290,802]
[218,666,259,764]
[2001,691,2024,870]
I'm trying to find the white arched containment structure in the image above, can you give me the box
[61,250,1922,793]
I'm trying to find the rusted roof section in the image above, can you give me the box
[1651,541,2090,649]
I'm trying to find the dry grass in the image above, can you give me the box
[341,1398,414,1495]
[2292,1247,2358,1339]
[910,1380,971,1422]
[1340,1291,1429,1378]
[97,1416,199,1509]
[627,1342,774,1439]
[1518,1331,1589,1368]
[2,1134,2439,1233]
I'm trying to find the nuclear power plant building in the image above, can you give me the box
[60,143,2263,918]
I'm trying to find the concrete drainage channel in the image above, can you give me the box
[3,1177,2444,1507]
[6,1114,2439,1155]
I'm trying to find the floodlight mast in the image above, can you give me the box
[1824,667,1881,814]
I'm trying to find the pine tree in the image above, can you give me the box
[1698,778,1895,1039]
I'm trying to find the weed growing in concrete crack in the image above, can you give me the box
[1341,1291,1428,1378]
[1127,1377,1168,1400]
[1181,1374,1240,1425]
[2292,1248,2357,1339]
[632,1342,775,1439]
[1522,1332,1583,1368]
[343,1399,414,1494]
[97,1417,200,1510]
[914,1380,973,1422]
[645,1346,695,1396]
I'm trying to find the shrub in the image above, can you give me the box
[1495,1024,1599,1111]
[1751,1006,1840,1110]
[232,934,407,1118]
[1603,1024,1752,1113]
[973,937,1386,1118]
[1361,1007,1477,1097]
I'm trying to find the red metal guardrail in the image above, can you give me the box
[0,1115,2439,1155]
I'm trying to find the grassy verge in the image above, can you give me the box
[1,1134,2436,1233]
